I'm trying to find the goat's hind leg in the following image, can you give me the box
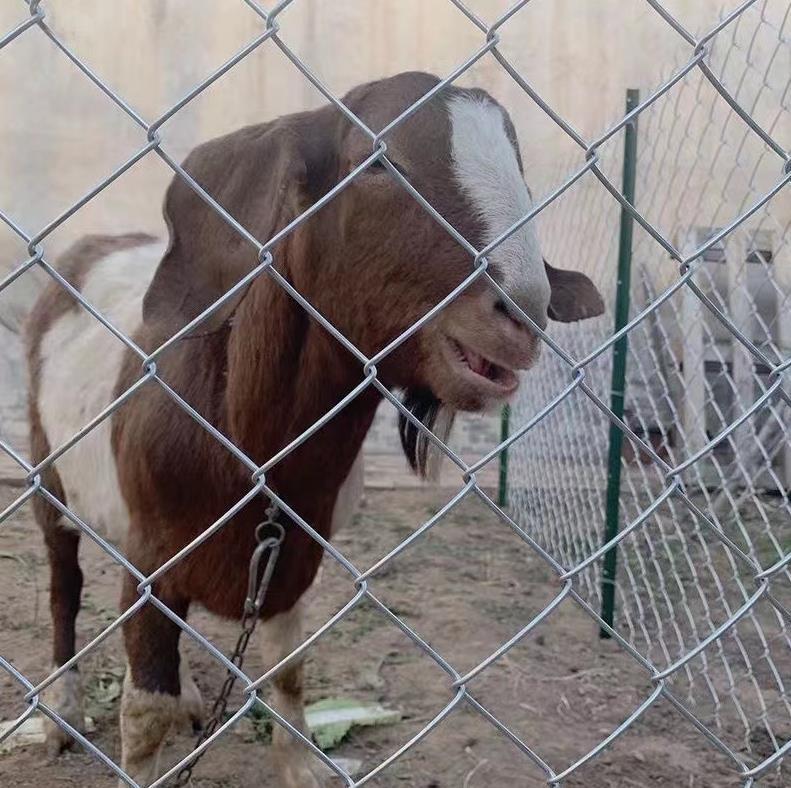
[33,490,86,756]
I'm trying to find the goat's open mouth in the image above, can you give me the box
[447,338,519,393]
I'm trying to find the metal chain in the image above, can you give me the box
[173,504,284,787]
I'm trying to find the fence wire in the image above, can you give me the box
[0,0,789,786]
[512,0,791,776]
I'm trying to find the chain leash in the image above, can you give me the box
[173,504,284,787]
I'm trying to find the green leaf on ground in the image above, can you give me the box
[305,698,400,751]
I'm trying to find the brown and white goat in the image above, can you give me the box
[26,71,603,786]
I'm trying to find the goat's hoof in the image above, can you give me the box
[177,671,204,734]
[278,755,323,788]
[44,714,84,758]
[282,765,322,788]
[178,662,204,733]
[42,669,86,758]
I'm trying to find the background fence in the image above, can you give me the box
[511,0,791,774]
[0,0,790,786]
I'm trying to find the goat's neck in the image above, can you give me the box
[225,275,377,509]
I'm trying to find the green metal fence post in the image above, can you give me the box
[600,88,640,638]
[498,404,510,507]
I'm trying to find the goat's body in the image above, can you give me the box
[33,237,362,552]
[25,71,603,787]
[28,234,364,784]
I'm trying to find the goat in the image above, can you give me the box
[26,71,604,786]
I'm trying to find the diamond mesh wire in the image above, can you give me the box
[0,0,789,785]
[511,0,791,776]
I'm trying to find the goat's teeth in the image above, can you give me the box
[458,344,495,377]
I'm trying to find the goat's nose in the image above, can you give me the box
[496,283,550,332]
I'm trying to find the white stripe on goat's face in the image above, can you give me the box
[448,95,551,329]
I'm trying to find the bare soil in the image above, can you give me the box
[0,483,785,787]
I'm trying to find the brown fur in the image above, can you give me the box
[112,74,493,635]
[26,72,604,778]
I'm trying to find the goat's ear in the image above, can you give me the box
[545,261,605,322]
[143,117,317,335]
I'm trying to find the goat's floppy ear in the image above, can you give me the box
[143,119,312,335]
[545,261,605,322]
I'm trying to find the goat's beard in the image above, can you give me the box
[398,388,456,481]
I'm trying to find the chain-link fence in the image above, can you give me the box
[511,0,791,779]
[1,0,790,785]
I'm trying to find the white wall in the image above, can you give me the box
[0,0,734,310]
[3,0,780,480]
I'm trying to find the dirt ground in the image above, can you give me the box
[0,482,786,787]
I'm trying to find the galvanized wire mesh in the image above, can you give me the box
[0,0,789,786]
[511,0,791,778]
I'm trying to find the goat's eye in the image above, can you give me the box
[358,155,403,181]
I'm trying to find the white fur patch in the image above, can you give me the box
[261,602,303,666]
[261,603,321,786]
[261,604,306,749]
[120,668,179,786]
[38,240,365,547]
[331,449,364,534]
[38,242,165,543]
[449,95,550,325]
[41,666,84,755]
[176,659,203,731]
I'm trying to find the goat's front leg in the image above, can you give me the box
[262,601,321,788]
[119,576,186,787]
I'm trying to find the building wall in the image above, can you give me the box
[0,0,766,482]
[0,0,733,305]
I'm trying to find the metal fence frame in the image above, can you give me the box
[0,0,789,785]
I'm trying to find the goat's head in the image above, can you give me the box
[144,72,604,475]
